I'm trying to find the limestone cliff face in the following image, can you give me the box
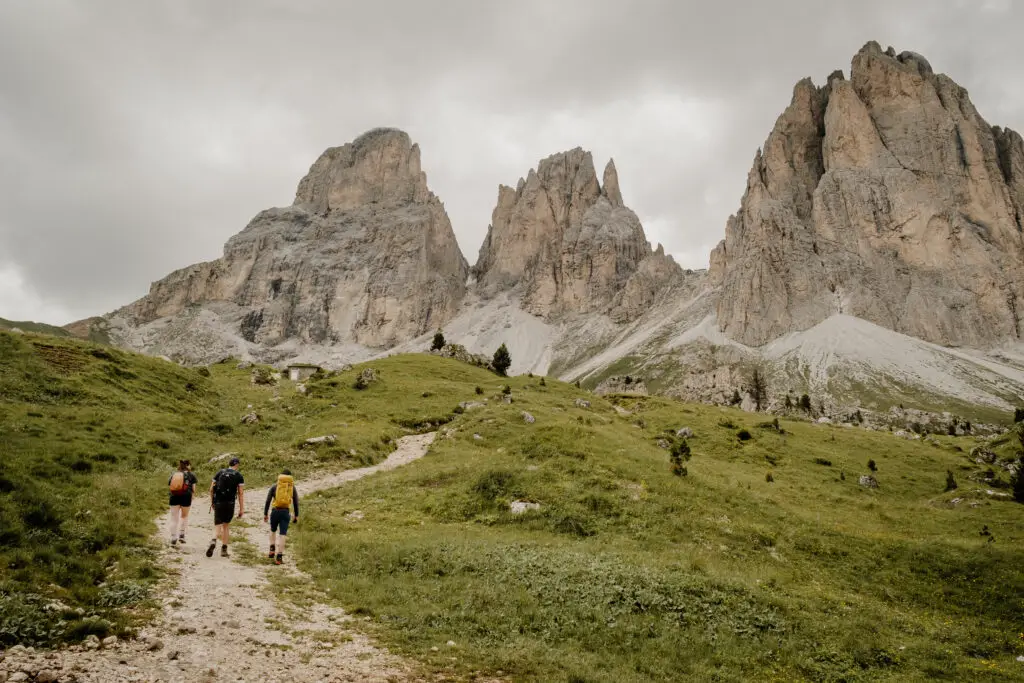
[711,42,1024,347]
[118,128,469,348]
[473,149,681,322]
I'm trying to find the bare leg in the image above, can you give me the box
[179,506,191,538]
[268,530,277,552]
[222,524,231,546]
[276,534,287,554]
[168,505,181,543]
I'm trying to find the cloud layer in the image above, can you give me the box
[1,0,1022,323]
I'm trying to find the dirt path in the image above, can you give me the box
[1,433,436,683]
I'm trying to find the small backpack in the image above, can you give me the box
[213,469,238,502]
[273,475,294,509]
[169,471,188,494]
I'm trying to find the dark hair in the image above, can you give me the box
[229,457,240,466]
[178,459,191,471]
[281,469,292,476]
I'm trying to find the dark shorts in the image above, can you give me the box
[269,508,291,535]
[213,502,236,526]
[169,493,193,508]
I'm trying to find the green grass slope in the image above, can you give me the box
[0,317,72,337]
[2,330,1023,680]
[296,373,1024,682]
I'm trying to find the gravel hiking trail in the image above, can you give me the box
[1,433,437,683]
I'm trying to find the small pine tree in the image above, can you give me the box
[855,409,863,424]
[799,394,812,411]
[502,384,512,395]
[574,380,581,389]
[749,367,768,411]
[669,439,691,476]
[731,389,742,406]
[539,376,546,386]
[1014,456,1024,503]
[431,329,446,351]
[868,459,878,472]
[765,472,774,483]
[492,343,512,377]
[475,386,484,395]
[840,470,846,481]
[1014,407,1024,423]
[945,470,958,492]
[784,394,793,409]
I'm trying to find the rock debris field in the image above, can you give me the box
[0,434,439,683]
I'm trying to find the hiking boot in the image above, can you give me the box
[178,535,185,544]
[206,541,216,558]
[221,546,230,558]
[268,545,275,559]
[275,554,283,565]
[170,538,177,547]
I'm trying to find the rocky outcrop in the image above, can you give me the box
[473,150,681,322]
[114,129,469,350]
[711,42,1024,348]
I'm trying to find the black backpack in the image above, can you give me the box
[213,469,238,503]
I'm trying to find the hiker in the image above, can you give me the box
[207,457,245,558]
[167,459,197,546]
[264,469,299,565]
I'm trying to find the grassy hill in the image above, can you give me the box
[2,330,1023,680]
[0,317,72,337]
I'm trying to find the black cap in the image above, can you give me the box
[229,457,240,466]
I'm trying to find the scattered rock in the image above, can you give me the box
[296,383,307,395]
[458,401,485,411]
[35,671,59,683]
[446,640,456,647]
[510,501,541,515]
[356,368,379,386]
[240,411,260,425]
[859,475,879,489]
[175,626,196,635]
[8,673,28,683]
[304,435,337,446]
[145,637,163,652]
[430,647,439,653]
[344,510,365,522]
[83,636,100,651]
[676,427,694,438]
[521,411,535,424]
[225,620,241,629]
[167,650,180,661]
[101,636,118,648]
[574,399,591,409]
[236,361,252,370]
[816,417,832,424]
[656,439,671,449]
[473,434,483,441]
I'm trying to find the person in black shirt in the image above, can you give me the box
[167,459,198,546]
[206,457,245,558]
[263,469,299,565]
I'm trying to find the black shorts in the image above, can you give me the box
[213,502,236,525]
[169,493,193,508]
[269,508,291,535]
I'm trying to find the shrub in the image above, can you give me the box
[669,439,691,477]
[748,367,767,411]
[868,459,878,472]
[574,381,581,388]
[717,419,737,430]
[475,386,484,395]
[840,470,846,481]
[431,330,446,351]
[252,366,276,385]
[944,470,958,492]
[492,343,512,377]
[737,429,752,442]
[1015,407,1024,423]
[1014,457,1024,503]
[730,389,742,406]
[539,377,546,386]
[799,394,811,411]
[784,394,793,409]
[765,472,774,483]
[473,470,515,501]
[814,458,832,467]
[197,366,211,377]
[502,385,512,396]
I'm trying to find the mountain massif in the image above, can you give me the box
[75,42,1024,419]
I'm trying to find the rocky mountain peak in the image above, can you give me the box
[109,128,468,361]
[712,43,1024,348]
[293,127,430,213]
[473,147,681,321]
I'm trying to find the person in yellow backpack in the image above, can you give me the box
[264,469,299,565]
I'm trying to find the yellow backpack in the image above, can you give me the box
[273,474,294,509]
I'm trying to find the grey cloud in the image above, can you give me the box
[1,0,1022,323]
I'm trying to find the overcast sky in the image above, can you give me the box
[1,0,1023,324]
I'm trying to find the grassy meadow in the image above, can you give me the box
[2,329,1023,681]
